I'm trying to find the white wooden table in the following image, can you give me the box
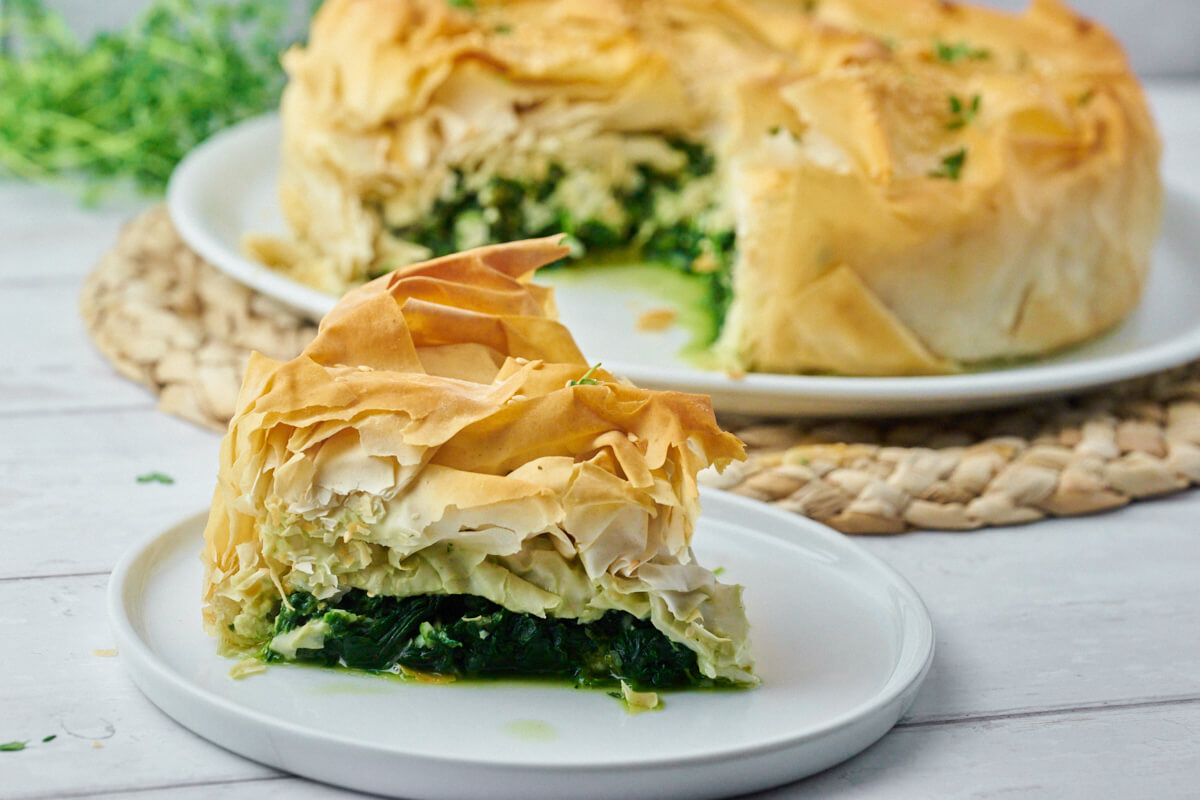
[3,82,1200,800]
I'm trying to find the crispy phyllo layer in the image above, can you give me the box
[203,238,754,685]
[257,0,1161,376]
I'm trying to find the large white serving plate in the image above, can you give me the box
[167,105,1200,416]
[108,491,933,800]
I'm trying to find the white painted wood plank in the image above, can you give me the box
[0,185,145,284]
[32,777,362,800]
[855,494,1200,723]
[0,407,220,580]
[0,574,278,800]
[754,701,1200,799]
[0,280,157,414]
[65,703,1200,799]
[23,680,1200,800]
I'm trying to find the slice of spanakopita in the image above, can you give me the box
[201,237,755,689]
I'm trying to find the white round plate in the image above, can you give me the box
[167,88,1200,416]
[108,490,933,800]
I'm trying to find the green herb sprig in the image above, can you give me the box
[568,363,603,386]
[934,39,990,63]
[0,735,57,752]
[946,94,981,130]
[137,472,175,484]
[930,148,967,181]
[0,0,315,203]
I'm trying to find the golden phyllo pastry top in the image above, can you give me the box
[202,238,753,683]
[259,0,1161,376]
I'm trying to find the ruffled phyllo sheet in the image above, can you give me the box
[202,238,754,688]
[251,0,1161,377]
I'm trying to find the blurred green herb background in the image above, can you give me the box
[0,0,317,203]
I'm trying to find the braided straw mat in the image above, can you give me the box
[81,207,1200,534]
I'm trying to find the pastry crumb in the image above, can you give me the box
[92,648,119,658]
[636,308,677,332]
[92,741,103,749]
[398,665,457,684]
[726,369,746,381]
[229,658,268,680]
[619,680,661,713]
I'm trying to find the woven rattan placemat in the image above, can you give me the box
[81,207,1200,533]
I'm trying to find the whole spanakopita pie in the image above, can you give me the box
[251,0,1161,376]
[202,238,755,692]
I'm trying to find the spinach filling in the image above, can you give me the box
[265,590,719,690]
[384,137,735,342]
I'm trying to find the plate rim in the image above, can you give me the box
[107,489,934,772]
[169,110,1200,412]
[166,114,338,321]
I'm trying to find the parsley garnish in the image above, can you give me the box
[42,735,56,743]
[136,472,174,484]
[712,567,726,577]
[568,363,603,387]
[930,148,967,180]
[493,24,512,34]
[934,40,990,63]
[446,0,477,11]
[946,93,981,130]
[0,741,28,752]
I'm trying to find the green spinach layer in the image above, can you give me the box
[265,590,719,690]
[385,138,735,342]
